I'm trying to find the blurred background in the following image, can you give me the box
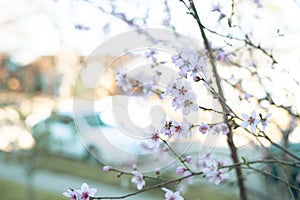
[0,0,300,199]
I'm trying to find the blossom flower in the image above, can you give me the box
[160,121,173,138]
[141,128,161,151]
[164,77,178,96]
[115,69,132,92]
[172,49,198,78]
[190,56,206,81]
[102,166,112,172]
[214,123,230,135]
[171,119,190,139]
[176,166,186,175]
[63,189,78,200]
[241,111,260,133]
[260,113,271,131]
[199,123,210,134]
[75,183,97,200]
[131,171,146,190]
[145,48,158,64]
[207,168,229,185]
[172,49,198,77]
[134,73,159,96]
[211,2,222,12]
[164,78,198,115]
[185,155,193,164]
[243,92,251,103]
[215,48,232,62]
[141,83,157,96]
[162,187,184,200]
[172,49,207,80]
[201,158,218,177]
[182,92,198,115]
[199,156,229,185]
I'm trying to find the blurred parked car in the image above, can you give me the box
[28,97,145,166]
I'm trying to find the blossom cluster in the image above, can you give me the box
[241,111,271,133]
[140,118,230,151]
[164,78,198,115]
[171,49,206,82]
[63,183,97,200]
[199,154,229,185]
[175,154,229,186]
[115,69,161,96]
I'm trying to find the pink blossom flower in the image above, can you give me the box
[185,155,193,164]
[131,171,146,190]
[199,123,210,134]
[132,163,138,171]
[63,189,78,200]
[176,166,186,175]
[241,111,260,133]
[75,183,97,200]
[102,166,112,172]
[162,187,184,200]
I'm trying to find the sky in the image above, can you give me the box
[1,0,300,150]
[0,0,300,59]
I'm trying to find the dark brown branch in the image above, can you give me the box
[186,1,248,199]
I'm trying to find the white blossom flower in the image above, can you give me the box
[171,119,190,139]
[172,49,198,78]
[182,95,198,115]
[162,187,184,200]
[145,48,158,64]
[199,156,229,185]
[241,111,260,133]
[215,48,232,62]
[160,120,173,138]
[211,123,230,135]
[75,183,97,200]
[165,79,198,115]
[261,113,271,131]
[131,171,146,190]
[211,2,222,12]
[190,56,206,80]
[207,168,229,185]
[115,69,132,92]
